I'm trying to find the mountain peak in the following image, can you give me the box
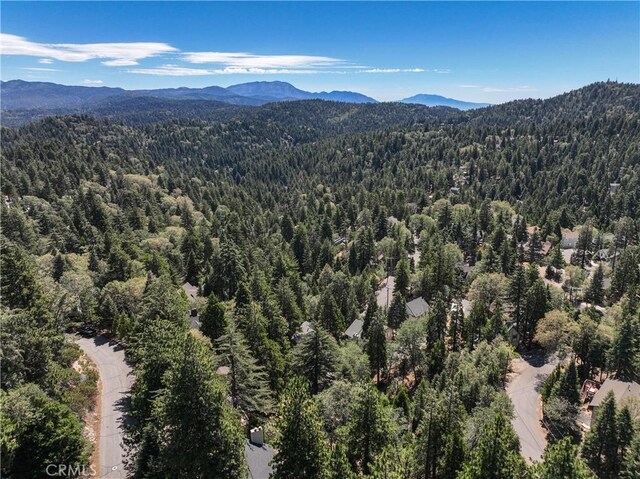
[400,94,491,110]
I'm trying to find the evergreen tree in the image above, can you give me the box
[427,293,447,346]
[395,257,411,297]
[200,294,227,341]
[151,334,247,479]
[215,319,273,417]
[587,263,605,305]
[537,437,593,479]
[292,325,339,394]
[387,292,407,329]
[346,382,394,474]
[608,313,638,380]
[366,312,387,383]
[271,377,331,479]
[508,265,528,332]
[458,413,526,479]
[582,391,620,479]
[363,291,378,336]
[315,290,345,338]
[576,223,594,269]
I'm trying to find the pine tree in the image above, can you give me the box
[366,312,387,383]
[582,391,620,479]
[215,319,273,417]
[521,278,548,348]
[448,301,464,352]
[427,293,447,346]
[271,377,331,479]
[458,413,526,479]
[346,382,394,474]
[395,257,411,297]
[537,437,593,479]
[292,324,339,395]
[576,223,594,269]
[315,290,345,338]
[508,265,527,332]
[587,263,605,305]
[387,292,407,329]
[200,294,227,341]
[151,334,247,479]
[363,291,378,336]
[608,313,638,380]
[440,427,466,479]
[556,360,580,405]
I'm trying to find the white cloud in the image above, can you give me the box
[183,51,341,69]
[0,33,177,66]
[83,79,104,85]
[21,67,59,72]
[458,84,480,88]
[38,58,54,64]
[433,68,451,74]
[361,68,424,73]
[129,64,425,76]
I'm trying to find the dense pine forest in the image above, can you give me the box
[1,81,639,479]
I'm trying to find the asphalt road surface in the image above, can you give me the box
[506,350,556,463]
[76,335,132,478]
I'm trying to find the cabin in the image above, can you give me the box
[293,321,315,343]
[406,297,430,319]
[506,322,520,348]
[344,318,364,339]
[561,229,579,249]
[588,379,640,411]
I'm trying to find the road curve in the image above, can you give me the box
[506,351,556,463]
[76,335,132,478]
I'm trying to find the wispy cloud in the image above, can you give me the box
[458,84,481,88]
[38,58,54,64]
[183,51,341,69]
[21,67,59,72]
[433,68,451,74]
[0,33,177,66]
[361,68,425,73]
[129,64,426,76]
[83,79,104,85]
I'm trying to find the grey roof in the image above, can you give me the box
[344,319,364,339]
[182,282,199,299]
[188,316,201,329]
[589,379,640,408]
[245,440,274,479]
[300,321,315,335]
[406,297,430,318]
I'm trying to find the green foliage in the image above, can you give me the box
[271,377,331,479]
[1,384,91,479]
[292,324,339,394]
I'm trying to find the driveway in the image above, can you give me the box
[76,335,132,478]
[506,350,556,463]
[376,275,395,309]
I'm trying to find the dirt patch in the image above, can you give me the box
[74,353,102,476]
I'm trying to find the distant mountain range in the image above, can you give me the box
[0,79,491,114]
[399,94,491,110]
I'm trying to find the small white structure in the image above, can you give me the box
[250,427,265,446]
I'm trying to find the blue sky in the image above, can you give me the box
[1,1,638,102]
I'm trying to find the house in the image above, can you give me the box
[596,249,610,261]
[450,298,472,317]
[609,183,621,194]
[589,379,640,410]
[450,187,460,195]
[292,321,315,343]
[561,229,579,249]
[188,314,201,330]
[344,318,364,339]
[333,236,346,246]
[541,241,553,256]
[245,438,274,479]
[182,282,199,300]
[406,297,430,319]
[387,216,399,226]
[506,322,520,348]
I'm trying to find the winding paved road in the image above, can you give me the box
[76,335,132,478]
[506,351,556,463]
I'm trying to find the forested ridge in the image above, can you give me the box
[1,81,639,479]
